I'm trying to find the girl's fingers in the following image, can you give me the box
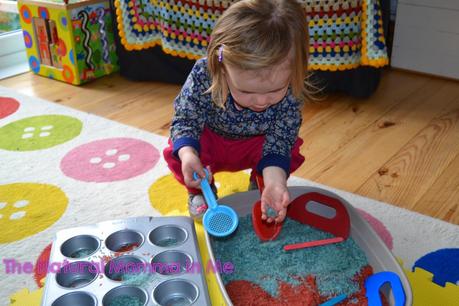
[185,169,201,188]
[282,192,290,207]
[199,168,207,180]
[275,208,287,223]
[186,177,198,189]
[260,201,267,220]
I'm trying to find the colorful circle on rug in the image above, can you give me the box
[60,138,160,182]
[0,97,20,119]
[23,31,33,48]
[62,65,74,83]
[20,5,32,24]
[357,208,393,250]
[38,7,49,20]
[34,243,52,287]
[29,56,40,73]
[148,171,250,215]
[413,248,459,286]
[0,183,68,243]
[0,115,82,151]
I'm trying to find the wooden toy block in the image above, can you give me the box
[33,17,49,43]
[49,43,62,68]
[38,42,52,66]
[48,20,59,44]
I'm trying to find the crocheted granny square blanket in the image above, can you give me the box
[113,0,388,71]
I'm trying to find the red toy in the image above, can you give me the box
[284,236,344,251]
[287,192,350,239]
[251,175,283,241]
[285,192,350,251]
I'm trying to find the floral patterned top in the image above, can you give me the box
[170,58,302,175]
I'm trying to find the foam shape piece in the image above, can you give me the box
[413,248,459,287]
[10,286,44,306]
[404,266,459,306]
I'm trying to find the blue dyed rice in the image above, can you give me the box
[107,295,143,306]
[71,249,93,258]
[157,237,178,247]
[266,207,278,218]
[121,272,156,287]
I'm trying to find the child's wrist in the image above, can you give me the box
[178,146,198,161]
[262,166,287,186]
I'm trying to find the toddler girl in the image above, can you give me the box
[163,0,310,222]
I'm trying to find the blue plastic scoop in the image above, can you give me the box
[193,170,238,237]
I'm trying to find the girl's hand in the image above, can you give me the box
[260,166,290,223]
[178,146,208,189]
[261,183,289,223]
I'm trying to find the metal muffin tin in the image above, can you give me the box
[42,216,211,306]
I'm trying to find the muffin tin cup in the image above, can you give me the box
[102,285,148,306]
[51,291,97,306]
[42,216,211,306]
[153,279,200,306]
[105,229,144,253]
[55,261,99,289]
[149,225,188,248]
[104,255,147,281]
[151,250,193,276]
[60,235,100,258]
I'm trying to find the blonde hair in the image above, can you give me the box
[207,0,310,107]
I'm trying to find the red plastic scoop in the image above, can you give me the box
[251,175,283,241]
[285,191,350,251]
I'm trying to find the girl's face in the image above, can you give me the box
[224,58,291,112]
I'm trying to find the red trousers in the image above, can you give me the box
[163,128,305,194]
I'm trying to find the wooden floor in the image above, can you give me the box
[1,69,458,225]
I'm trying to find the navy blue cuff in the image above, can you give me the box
[257,154,291,176]
[172,137,201,158]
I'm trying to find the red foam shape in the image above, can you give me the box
[33,243,52,287]
[287,192,350,239]
[252,200,283,241]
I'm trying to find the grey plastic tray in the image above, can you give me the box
[42,216,211,306]
[205,186,413,306]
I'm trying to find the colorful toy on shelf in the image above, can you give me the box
[17,0,118,85]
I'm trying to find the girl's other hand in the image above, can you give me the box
[178,146,207,189]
